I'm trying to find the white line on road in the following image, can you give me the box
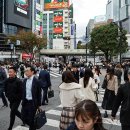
[51,72,62,76]
[50,73,59,77]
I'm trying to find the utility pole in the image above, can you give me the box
[86,43,87,63]
[119,21,122,64]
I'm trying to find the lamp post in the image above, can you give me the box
[86,43,88,63]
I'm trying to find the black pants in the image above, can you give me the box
[122,125,130,130]
[1,92,8,106]
[21,100,36,130]
[8,101,21,130]
[42,88,48,104]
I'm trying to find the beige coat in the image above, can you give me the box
[106,75,118,95]
[59,82,84,107]
[79,77,96,101]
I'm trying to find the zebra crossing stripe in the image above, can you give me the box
[50,72,62,76]
[50,73,59,78]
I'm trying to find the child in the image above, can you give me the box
[67,100,106,130]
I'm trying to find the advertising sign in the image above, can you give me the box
[44,0,69,10]
[53,22,63,27]
[54,10,63,16]
[69,4,73,18]
[53,16,63,22]
[54,27,63,33]
[14,0,30,17]
[53,33,63,39]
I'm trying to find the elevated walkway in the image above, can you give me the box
[40,49,104,56]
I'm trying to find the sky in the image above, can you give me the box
[71,0,108,38]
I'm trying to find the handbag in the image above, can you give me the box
[48,90,54,98]
[102,75,109,89]
[34,110,47,129]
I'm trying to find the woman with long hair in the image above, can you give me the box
[79,68,96,101]
[102,67,118,118]
[67,100,106,130]
[59,71,84,130]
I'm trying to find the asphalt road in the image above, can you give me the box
[0,69,121,130]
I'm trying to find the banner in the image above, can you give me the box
[53,22,63,27]
[44,0,69,10]
[54,10,63,16]
[53,16,63,22]
[54,27,63,33]
[14,0,30,17]
[53,33,63,39]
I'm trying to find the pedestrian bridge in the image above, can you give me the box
[40,49,104,56]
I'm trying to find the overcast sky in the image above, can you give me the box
[71,0,108,38]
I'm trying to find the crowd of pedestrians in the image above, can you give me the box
[0,60,130,130]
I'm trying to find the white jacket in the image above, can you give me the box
[79,77,96,101]
[59,82,84,107]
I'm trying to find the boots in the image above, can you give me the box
[104,110,108,118]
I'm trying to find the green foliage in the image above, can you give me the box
[77,41,86,49]
[90,23,128,60]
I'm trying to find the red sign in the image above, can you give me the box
[54,27,63,33]
[53,16,63,22]
[22,53,32,59]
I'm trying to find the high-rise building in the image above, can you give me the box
[43,0,76,49]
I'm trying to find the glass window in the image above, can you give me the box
[37,0,40,4]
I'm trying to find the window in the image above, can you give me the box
[37,0,40,4]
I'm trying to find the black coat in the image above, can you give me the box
[38,70,51,89]
[112,82,130,125]
[22,76,41,108]
[72,71,79,83]
[5,77,23,102]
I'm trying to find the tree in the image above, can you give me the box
[8,31,47,61]
[77,41,86,49]
[90,23,128,61]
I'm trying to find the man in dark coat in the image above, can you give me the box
[0,62,8,107]
[111,70,130,130]
[39,64,51,105]
[21,66,41,130]
[5,67,23,130]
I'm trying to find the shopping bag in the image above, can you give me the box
[34,110,47,129]
[48,90,54,98]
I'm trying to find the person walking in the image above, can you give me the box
[5,67,23,130]
[79,68,96,102]
[59,71,84,130]
[21,66,42,130]
[0,62,8,107]
[67,100,106,130]
[39,64,51,105]
[102,67,118,118]
[111,70,130,130]
[114,64,122,86]
[71,64,79,83]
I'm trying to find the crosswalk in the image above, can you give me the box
[13,88,121,130]
[50,71,62,78]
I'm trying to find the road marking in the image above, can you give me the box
[13,126,29,130]
[46,109,61,116]
[46,118,59,127]
[50,73,59,77]
[51,72,62,76]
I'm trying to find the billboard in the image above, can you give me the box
[53,33,63,39]
[53,10,63,39]
[44,0,69,10]
[14,0,30,17]
[5,0,32,29]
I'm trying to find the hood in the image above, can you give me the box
[59,82,82,90]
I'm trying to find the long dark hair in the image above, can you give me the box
[75,100,106,130]
[62,71,77,83]
[108,67,115,80]
[83,68,93,88]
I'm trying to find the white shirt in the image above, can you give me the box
[26,75,34,100]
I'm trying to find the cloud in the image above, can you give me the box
[71,0,108,37]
